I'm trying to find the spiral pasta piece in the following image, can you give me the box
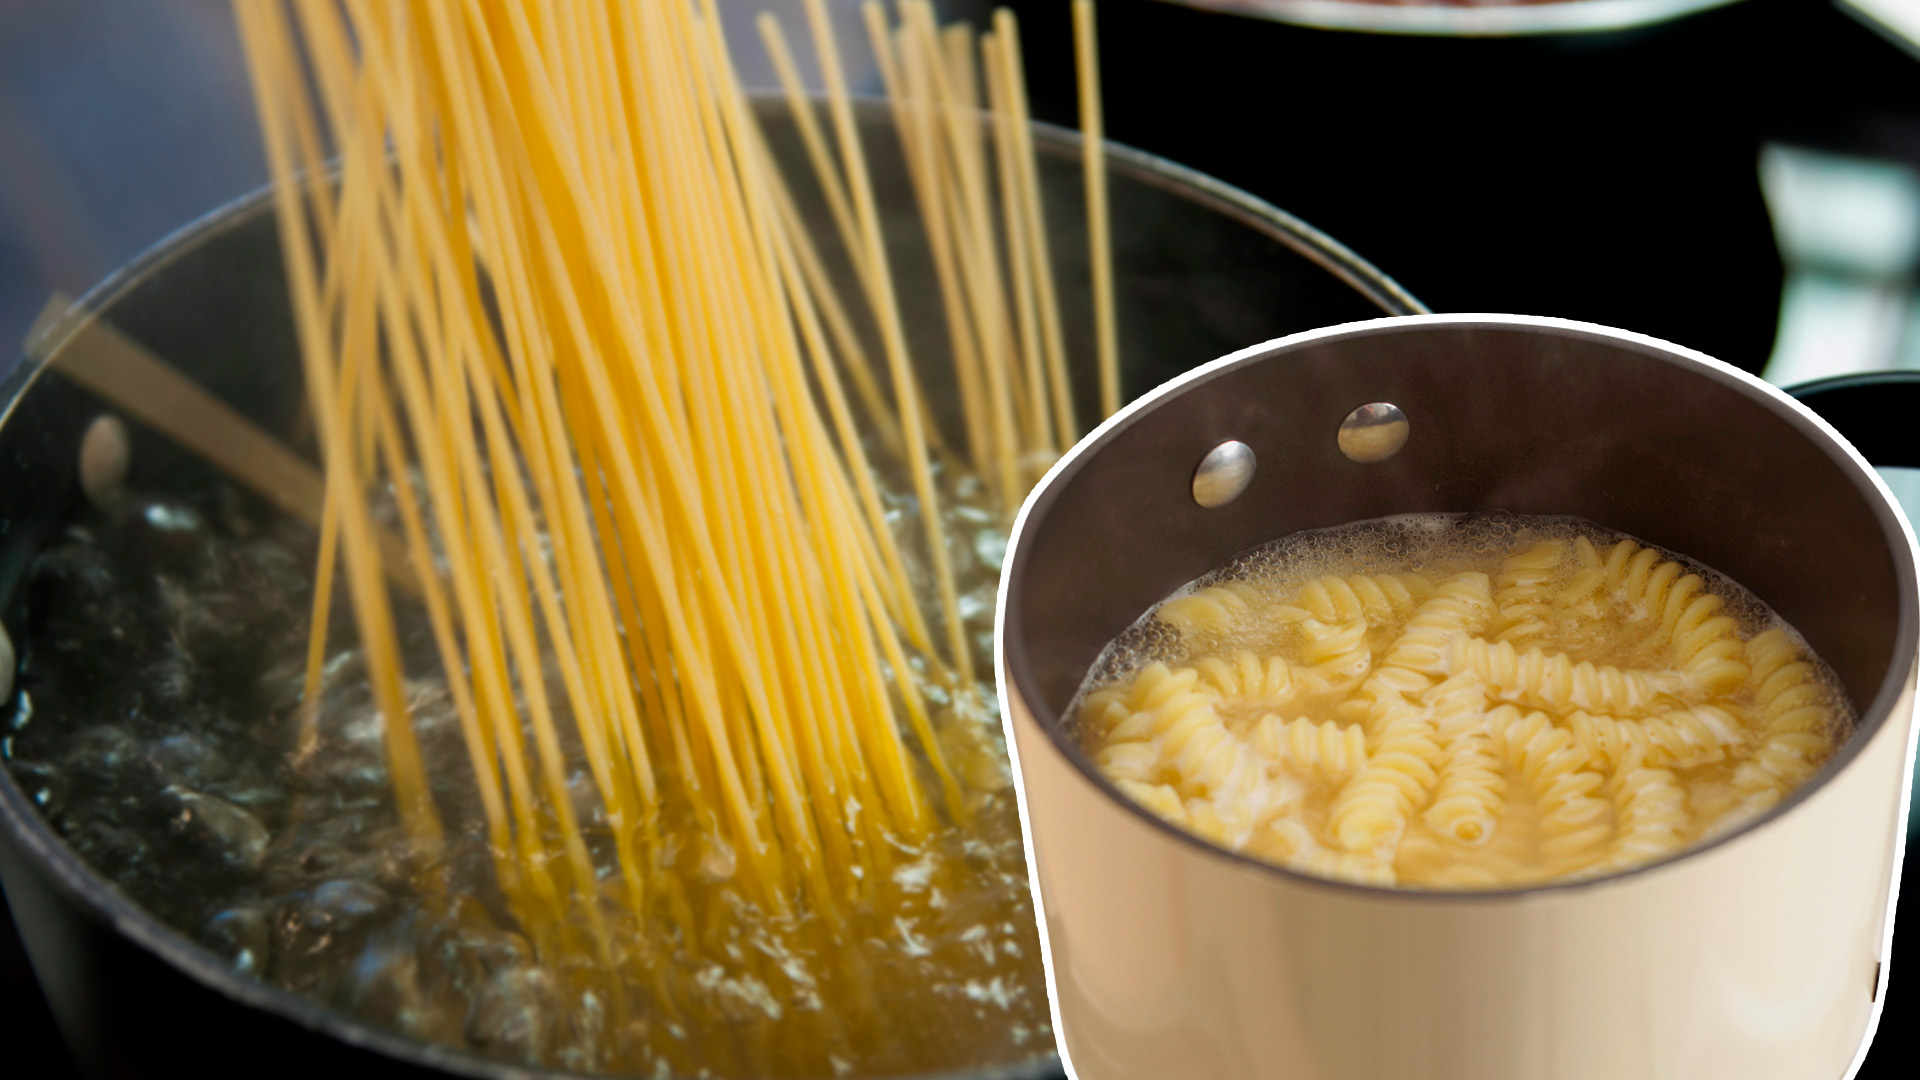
[1731,628,1835,810]
[1293,573,1433,625]
[1093,739,1160,783]
[1324,575,1493,852]
[1421,674,1503,846]
[1148,692,1241,800]
[1293,616,1373,694]
[1486,705,1611,869]
[1605,541,1678,614]
[1252,714,1367,780]
[1565,705,1746,770]
[1658,583,1749,695]
[1328,697,1440,853]
[1256,818,1396,886]
[1078,685,1133,738]
[1336,572,1493,721]
[1195,650,1296,708]
[1553,535,1607,612]
[1112,778,1186,824]
[1379,572,1494,677]
[1156,579,1273,635]
[1451,637,1685,716]
[1606,748,1689,868]
[1492,539,1565,645]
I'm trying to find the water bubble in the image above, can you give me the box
[205,905,272,975]
[274,879,392,973]
[171,789,269,871]
[150,732,231,789]
[10,760,65,812]
[143,502,204,533]
[73,818,152,878]
[66,725,151,783]
[466,966,559,1063]
[973,530,1008,572]
[958,583,997,624]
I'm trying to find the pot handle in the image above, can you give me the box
[1785,371,1920,470]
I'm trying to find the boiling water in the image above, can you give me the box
[3,475,1048,1077]
[1074,513,1853,888]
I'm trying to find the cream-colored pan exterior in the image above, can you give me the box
[998,316,1919,1080]
[1007,672,1911,1080]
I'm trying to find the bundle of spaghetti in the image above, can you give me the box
[756,0,1113,514]
[232,0,1120,1036]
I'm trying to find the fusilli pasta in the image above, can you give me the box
[1080,520,1844,889]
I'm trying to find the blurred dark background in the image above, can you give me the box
[5,0,1920,1076]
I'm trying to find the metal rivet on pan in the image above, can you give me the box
[0,620,14,705]
[1338,402,1409,463]
[79,414,131,506]
[1192,440,1256,509]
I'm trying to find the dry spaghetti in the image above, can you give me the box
[231,0,1114,1073]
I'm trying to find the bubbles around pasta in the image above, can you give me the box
[1071,514,1852,889]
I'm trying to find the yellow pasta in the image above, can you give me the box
[1732,628,1836,813]
[1422,674,1503,845]
[1156,578,1269,634]
[1077,516,1848,888]
[1453,637,1687,716]
[233,0,1122,1072]
[1294,572,1433,625]
[1566,706,1746,770]
[1491,539,1564,646]
[1606,748,1691,869]
[1195,650,1297,706]
[1253,714,1367,780]
[1488,706,1610,872]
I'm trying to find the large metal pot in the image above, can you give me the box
[999,314,1918,1080]
[0,104,1419,1080]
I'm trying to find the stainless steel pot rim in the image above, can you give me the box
[0,99,1426,1080]
[1157,0,1745,37]
[1,97,1425,424]
[996,311,1920,904]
